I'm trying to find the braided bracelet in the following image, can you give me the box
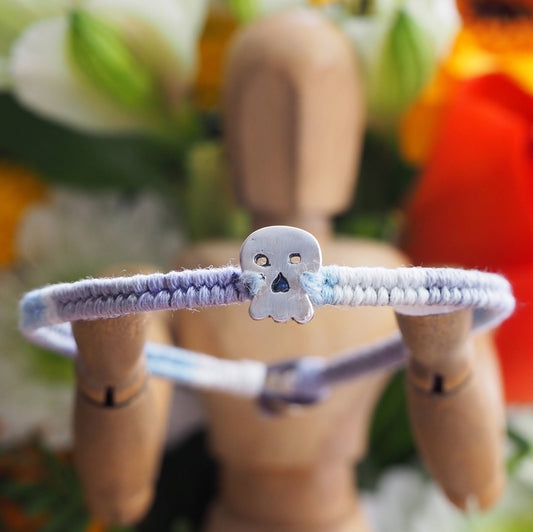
[19,226,515,409]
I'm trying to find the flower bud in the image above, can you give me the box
[9,0,208,133]
[368,8,435,133]
[69,10,157,111]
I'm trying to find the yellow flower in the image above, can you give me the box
[0,162,47,267]
[400,69,456,167]
[445,28,533,92]
[192,1,343,110]
[400,28,533,165]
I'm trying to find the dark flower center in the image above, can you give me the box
[473,0,532,20]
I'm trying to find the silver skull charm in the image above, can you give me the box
[240,226,322,324]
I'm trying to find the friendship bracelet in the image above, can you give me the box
[19,226,515,410]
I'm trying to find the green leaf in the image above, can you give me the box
[335,132,416,240]
[23,487,62,515]
[0,479,45,500]
[357,371,417,489]
[470,516,533,532]
[37,503,87,532]
[227,0,259,23]
[183,141,250,240]
[26,345,73,383]
[171,519,193,532]
[369,371,415,464]
[507,427,533,475]
[0,93,179,193]
[0,440,91,530]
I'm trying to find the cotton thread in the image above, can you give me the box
[19,264,515,406]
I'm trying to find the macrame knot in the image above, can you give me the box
[299,266,339,306]
[240,270,266,297]
[258,356,328,414]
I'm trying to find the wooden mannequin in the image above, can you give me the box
[71,7,506,531]
[172,9,405,531]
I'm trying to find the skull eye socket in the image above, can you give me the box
[289,253,301,264]
[254,253,270,267]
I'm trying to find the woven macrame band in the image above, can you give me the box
[19,261,515,408]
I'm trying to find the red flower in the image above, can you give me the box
[403,73,533,403]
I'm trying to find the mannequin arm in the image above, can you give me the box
[396,309,506,510]
[72,272,173,526]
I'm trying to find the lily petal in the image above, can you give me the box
[85,0,208,113]
[255,0,306,16]
[9,17,151,133]
[0,0,75,54]
[87,0,208,74]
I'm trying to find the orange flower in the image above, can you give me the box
[0,441,106,532]
[400,69,458,167]
[402,73,533,403]
[0,162,47,267]
[401,28,533,166]
[457,0,533,53]
[192,7,239,110]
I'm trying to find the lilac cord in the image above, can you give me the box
[20,266,247,331]
[19,264,515,404]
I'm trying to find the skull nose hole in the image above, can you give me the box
[271,272,290,293]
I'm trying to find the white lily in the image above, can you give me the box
[10,17,153,131]
[340,0,460,133]
[342,0,460,64]
[0,0,76,88]
[363,465,533,532]
[8,0,208,133]
[363,408,533,532]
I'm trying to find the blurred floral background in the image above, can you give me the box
[1,0,533,530]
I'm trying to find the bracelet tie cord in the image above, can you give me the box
[19,226,516,411]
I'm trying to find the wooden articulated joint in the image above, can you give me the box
[72,314,167,526]
[74,315,148,407]
[395,309,506,511]
[397,309,474,394]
